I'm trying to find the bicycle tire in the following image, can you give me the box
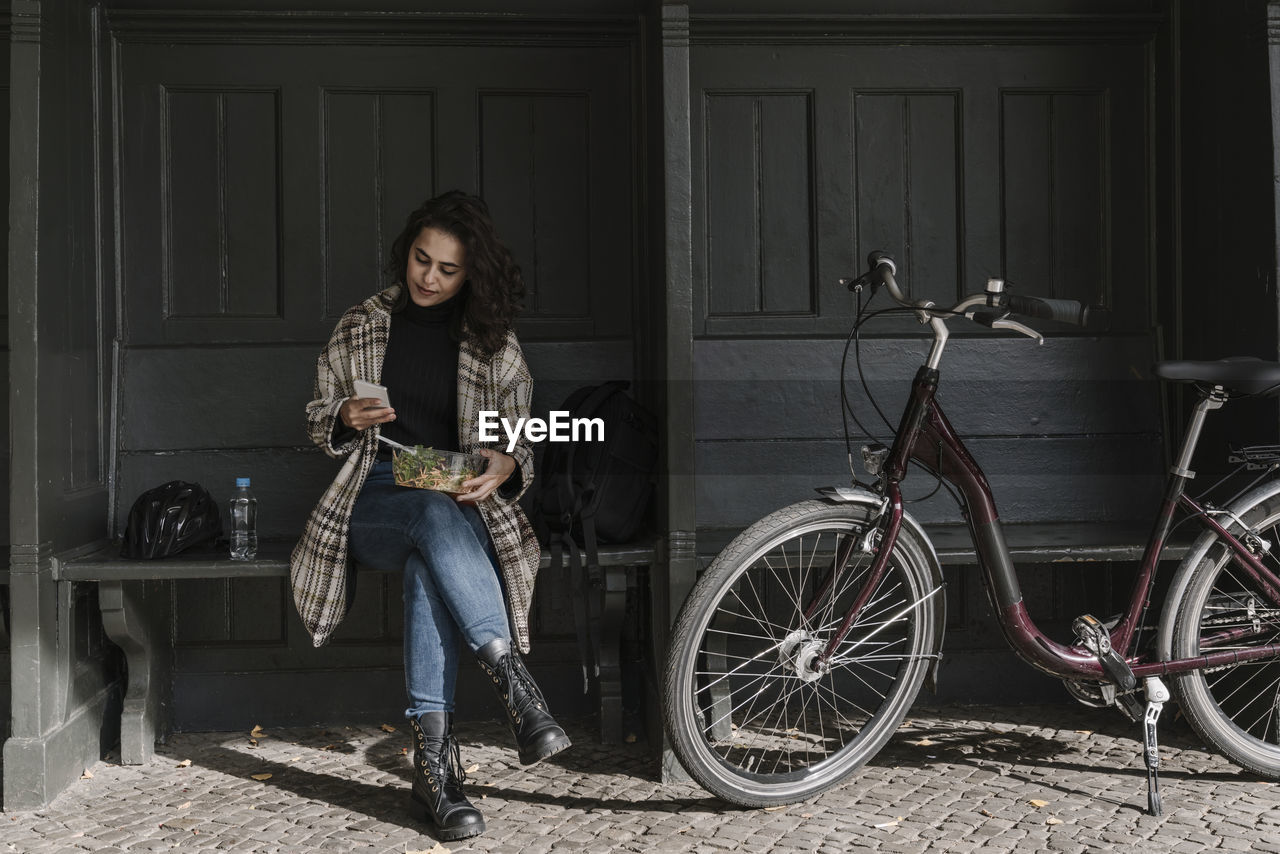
[663,499,941,806]
[1170,487,1280,777]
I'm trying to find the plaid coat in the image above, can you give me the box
[290,285,541,651]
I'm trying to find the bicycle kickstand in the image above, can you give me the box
[1142,676,1170,817]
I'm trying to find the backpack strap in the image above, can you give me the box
[562,530,594,695]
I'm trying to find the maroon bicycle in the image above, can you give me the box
[663,251,1280,815]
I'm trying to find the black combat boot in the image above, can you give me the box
[408,712,485,841]
[475,638,572,765]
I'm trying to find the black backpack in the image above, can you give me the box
[537,380,658,546]
[535,380,659,693]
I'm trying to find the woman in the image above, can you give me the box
[290,191,569,841]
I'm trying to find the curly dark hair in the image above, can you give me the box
[388,190,524,354]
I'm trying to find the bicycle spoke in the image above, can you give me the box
[667,505,938,802]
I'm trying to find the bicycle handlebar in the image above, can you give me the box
[1004,294,1108,331]
[861,249,1110,333]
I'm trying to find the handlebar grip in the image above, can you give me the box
[1005,294,1109,330]
[866,250,896,271]
[865,250,897,290]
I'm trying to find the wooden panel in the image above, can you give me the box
[322,89,436,320]
[693,334,1165,530]
[1002,91,1107,304]
[854,92,961,306]
[695,435,1166,530]
[705,92,813,316]
[330,572,400,644]
[120,345,318,450]
[174,577,289,646]
[116,449,338,540]
[120,41,634,344]
[480,93,591,321]
[694,336,1160,440]
[164,88,281,319]
[692,41,1150,336]
[119,340,632,452]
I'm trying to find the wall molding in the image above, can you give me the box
[105,9,640,45]
[690,13,1165,45]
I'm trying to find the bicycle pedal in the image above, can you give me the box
[1074,613,1139,707]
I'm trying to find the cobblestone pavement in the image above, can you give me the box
[4,704,1280,853]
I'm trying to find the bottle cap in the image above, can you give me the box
[236,477,251,488]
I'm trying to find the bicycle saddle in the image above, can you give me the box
[1152,357,1280,396]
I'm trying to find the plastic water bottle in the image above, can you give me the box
[229,477,258,560]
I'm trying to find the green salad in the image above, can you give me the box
[391,445,481,493]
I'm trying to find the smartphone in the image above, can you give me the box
[352,378,391,408]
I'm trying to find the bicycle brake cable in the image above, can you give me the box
[843,300,966,507]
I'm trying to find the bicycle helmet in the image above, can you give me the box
[120,480,223,559]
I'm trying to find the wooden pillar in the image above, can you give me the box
[3,0,117,811]
[652,0,698,782]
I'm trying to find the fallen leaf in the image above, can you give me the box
[250,725,266,738]
[289,756,301,762]
[1074,730,1093,735]
[248,739,258,748]
[979,809,994,817]
[250,773,273,781]
[625,733,637,743]
[908,738,936,747]
[178,802,191,810]
[873,820,899,829]
[380,723,397,733]
[1046,817,1064,826]
[801,813,813,819]
[1029,799,1049,808]
[80,769,94,780]
[465,764,479,774]
[764,805,786,812]
[176,759,192,768]
[676,826,692,834]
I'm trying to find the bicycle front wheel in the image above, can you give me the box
[664,499,941,806]
[1171,489,1280,777]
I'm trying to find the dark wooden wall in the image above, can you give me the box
[688,12,1166,537]
[8,0,1280,809]
[1174,0,1279,470]
[107,9,642,726]
[682,2,1177,704]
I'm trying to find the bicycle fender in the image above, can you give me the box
[815,485,948,693]
[1155,477,1280,662]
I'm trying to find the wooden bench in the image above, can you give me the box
[52,539,656,765]
[696,520,1192,568]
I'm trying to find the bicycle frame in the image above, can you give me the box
[822,363,1280,686]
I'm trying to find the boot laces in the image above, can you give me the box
[502,654,548,717]
[421,734,468,786]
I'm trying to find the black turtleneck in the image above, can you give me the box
[377,295,460,460]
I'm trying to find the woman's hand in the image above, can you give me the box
[340,396,396,431]
[455,448,515,503]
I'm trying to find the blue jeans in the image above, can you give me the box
[348,461,511,717]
